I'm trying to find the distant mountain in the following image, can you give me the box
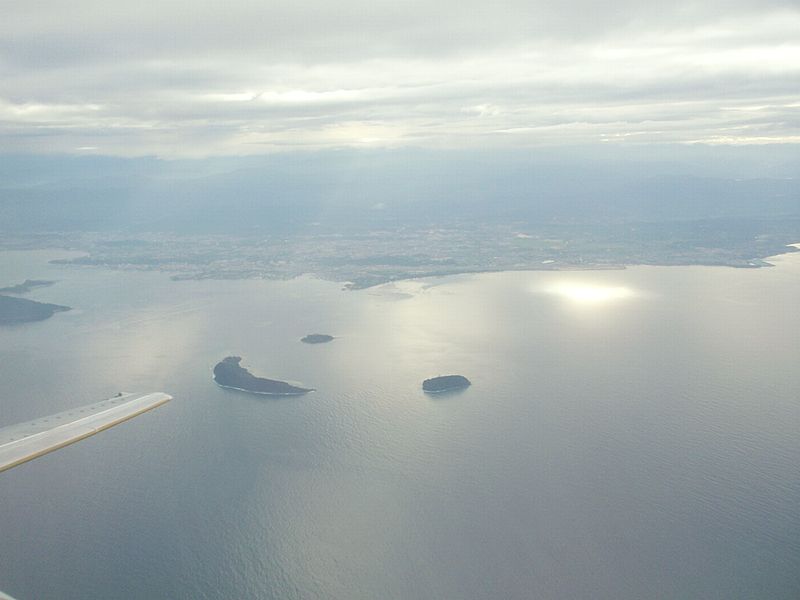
[1,149,798,235]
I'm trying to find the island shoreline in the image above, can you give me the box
[212,376,315,396]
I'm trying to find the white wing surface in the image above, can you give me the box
[0,392,171,473]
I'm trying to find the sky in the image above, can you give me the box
[1,0,799,157]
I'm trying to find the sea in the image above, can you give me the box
[0,248,798,600]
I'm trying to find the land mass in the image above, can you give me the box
[3,150,800,289]
[213,356,313,395]
[0,279,56,294]
[423,375,471,393]
[20,220,800,290]
[0,295,70,325]
[301,334,334,344]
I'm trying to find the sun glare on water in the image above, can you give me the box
[544,282,637,304]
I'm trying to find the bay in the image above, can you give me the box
[0,249,798,599]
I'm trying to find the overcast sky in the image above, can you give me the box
[1,0,799,157]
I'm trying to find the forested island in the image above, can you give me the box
[422,375,471,393]
[0,295,70,325]
[301,334,334,344]
[213,356,313,395]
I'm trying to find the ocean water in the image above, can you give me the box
[0,249,798,599]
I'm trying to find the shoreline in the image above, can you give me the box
[212,377,314,396]
[4,242,800,291]
[423,386,469,394]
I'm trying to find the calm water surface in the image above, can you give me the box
[0,249,798,599]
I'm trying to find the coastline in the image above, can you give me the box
[4,241,800,292]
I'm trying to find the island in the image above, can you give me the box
[301,334,334,344]
[0,295,71,325]
[213,356,314,395]
[0,279,56,294]
[422,375,471,393]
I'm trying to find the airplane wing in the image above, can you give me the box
[0,392,171,473]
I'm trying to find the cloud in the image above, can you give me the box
[0,1,798,156]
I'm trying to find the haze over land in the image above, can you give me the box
[1,147,798,287]
[1,0,799,284]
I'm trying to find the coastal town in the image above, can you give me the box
[2,218,797,289]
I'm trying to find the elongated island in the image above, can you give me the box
[422,375,471,393]
[213,356,314,395]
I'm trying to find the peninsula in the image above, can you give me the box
[301,334,334,344]
[213,356,313,395]
[0,295,71,325]
[422,375,471,393]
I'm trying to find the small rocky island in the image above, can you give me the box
[422,375,471,393]
[301,334,334,344]
[213,356,313,395]
[0,295,71,325]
